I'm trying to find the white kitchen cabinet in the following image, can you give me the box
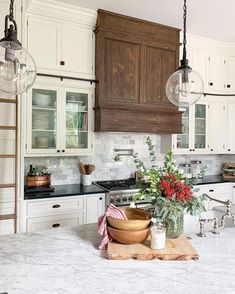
[161,100,209,154]
[207,101,226,153]
[24,193,105,232]
[207,55,225,92]
[27,16,61,71]
[27,213,84,232]
[25,78,94,156]
[191,50,208,91]
[27,11,95,79]
[225,56,235,93]
[86,194,105,224]
[227,101,235,153]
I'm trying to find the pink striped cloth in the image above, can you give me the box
[98,204,128,250]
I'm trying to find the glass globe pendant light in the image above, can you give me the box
[0,0,36,95]
[166,0,204,108]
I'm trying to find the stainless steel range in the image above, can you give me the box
[95,178,152,208]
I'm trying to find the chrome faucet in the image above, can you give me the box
[202,193,235,228]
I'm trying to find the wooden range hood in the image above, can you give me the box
[94,10,183,133]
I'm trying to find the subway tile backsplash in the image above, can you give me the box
[25,133,235,185]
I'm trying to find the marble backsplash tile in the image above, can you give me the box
[24,133,235,185]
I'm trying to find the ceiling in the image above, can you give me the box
[56,0,235,42]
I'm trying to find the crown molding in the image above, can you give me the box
[25,0,97,28]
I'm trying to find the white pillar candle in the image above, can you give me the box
[151,226,166,250]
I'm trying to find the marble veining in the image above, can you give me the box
[0,224,235,294]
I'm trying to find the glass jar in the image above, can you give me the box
[179,163,192,178]
[165,210,184,239]
[191,160,202,178]
[151,225,166,250]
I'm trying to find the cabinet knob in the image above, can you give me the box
[210,149,214,151]
[189,149,192,151]
[57,150,60,153]
[52,223,60,228]
[209,189,214,192]
[60,60,65,66]
[62,150,65,153]
[208,82,214,86]
[228,149,231,151]
[192,149,195,151]
[99,197,103,200]
[227,84,231,88]
[52,204,60,208]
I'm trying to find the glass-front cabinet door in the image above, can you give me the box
[64,91,90,152]
[26,81,93,156]
[27,86,59,154]
[193,103,207,150]
[175,107,190,150]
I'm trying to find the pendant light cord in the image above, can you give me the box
[9,0,14,20]
[182,0,187,64]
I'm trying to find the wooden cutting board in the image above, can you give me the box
[107,234,199,260]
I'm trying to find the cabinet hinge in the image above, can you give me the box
[223,144,225,148]
[208,57,210,61]
[223,106,225,110]
[224,60,226,64]
[91,143,93,149]
[208,105,210,109]
[27,19,28,26]
[25,143,27,150]
[21,5,23,12]
[207,144,209,148]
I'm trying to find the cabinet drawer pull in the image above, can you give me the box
[209,189,214,192]
[208,82,213,86]
[227,84,231,88]
[52,204,60,208]
[60,60,65,66]
[52,223,60,228]
[99,197,103,200]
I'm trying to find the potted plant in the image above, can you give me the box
[133,137,205,238]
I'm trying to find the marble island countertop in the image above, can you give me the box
[1,224,235,294]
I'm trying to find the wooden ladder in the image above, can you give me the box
[0,97,18,233]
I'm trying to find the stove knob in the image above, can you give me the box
[116,196,121,202]
[122,196,127,202]
[110,196,114,203]
[128,195,133,201]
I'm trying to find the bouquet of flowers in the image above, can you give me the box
[133,137,205,238]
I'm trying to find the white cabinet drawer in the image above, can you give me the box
[0,219,14,235]
[26,197,85,218]
[26,213,84,232]
[193,183,231,209]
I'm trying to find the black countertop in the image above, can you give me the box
[190,175,234,186]
[24,184,106,200]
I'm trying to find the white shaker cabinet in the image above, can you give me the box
[26,11,96,79]
[27,16,62,71]
[25,78,94,156]
[86,194,105,224]
[225,56,235,93]
[191,50,208,91]
[207,101,226,153]
[207,55,225,92]
[24,193,105,232]
[226,101,235,153]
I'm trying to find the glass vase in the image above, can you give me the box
[165,210,184,239]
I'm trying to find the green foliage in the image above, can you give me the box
[133,136,206,224]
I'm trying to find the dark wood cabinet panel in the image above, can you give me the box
[143,46,176,105]
[106,38,140,104]
[95,10,182,133]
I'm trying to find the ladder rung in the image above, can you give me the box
[0,154,16,158]
[0,214,15,221]
[0,184,16,188]
[0,126,16,130]
[0,98,17,104]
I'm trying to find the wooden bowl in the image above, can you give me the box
[108,226,150,244]
[107,208,151,231]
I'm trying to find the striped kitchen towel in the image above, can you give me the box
[98,204,127,250]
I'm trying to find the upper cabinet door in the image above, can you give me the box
[191,51,207,91]
[27,16,61,71]
[225,56,235,93]
[207,55,225,92]
[61,24,93,77]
